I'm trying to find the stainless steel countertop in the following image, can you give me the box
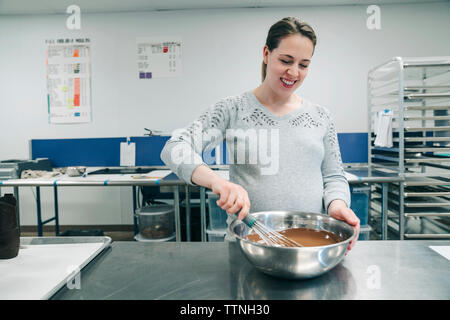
[51,240,449,300]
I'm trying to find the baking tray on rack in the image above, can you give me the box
[0,236,112,300]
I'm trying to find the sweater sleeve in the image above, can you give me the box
[160,98,231,185]
[321,109,351,211]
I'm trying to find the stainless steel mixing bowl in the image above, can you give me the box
[229,211,357,280]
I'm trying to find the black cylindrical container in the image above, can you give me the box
[0,194,20,259]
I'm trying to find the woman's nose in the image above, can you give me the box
[286,66,299,78]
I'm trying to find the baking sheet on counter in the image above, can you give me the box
[429,246,450,261]
[0,237,111,300]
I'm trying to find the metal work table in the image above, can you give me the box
[345,167,404,184]
[346,167,405,240]
[0,166,403,241]
[0,167,189,240]
[51,240,449,300]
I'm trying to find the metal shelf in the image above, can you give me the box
[371,196,450,217]
[370,89,450,99]
[404,234,450,239]
[406,93,450,100]
[368,56,450,239]
[404,86,450,91]
[405,157,450,164]
[405,191,450,197]
[375,183,450,196]
[372,154,450,164]
[404,137,450,142]
[405,147,450,152]
[404,115,450,121]
[405,201,450,208]
[403,62,450,68]
[370,203,450,240]
[404,126,450,132]
[373,146,450,153]
[370,66,450,83]
[403,177,450,187]
[404,105,450,111]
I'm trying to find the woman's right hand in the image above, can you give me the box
[211,179,250,220]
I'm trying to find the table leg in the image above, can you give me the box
[132,186,138,235]
[381,183,388,240]
[200,187,206,242]
[36,186,42,237]
[399,182,405,240]
[185,185,191,241]
[173,185,181,242]
[14,186,21,235]
[53,186,60,236]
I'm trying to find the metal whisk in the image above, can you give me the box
[243,214,303,247]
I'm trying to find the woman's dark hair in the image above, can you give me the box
[262,17,317,82]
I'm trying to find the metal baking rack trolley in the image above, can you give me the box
[368,56,450,240]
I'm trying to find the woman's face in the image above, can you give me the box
[263,34,314,96]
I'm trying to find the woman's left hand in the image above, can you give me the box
[327,199,360,254]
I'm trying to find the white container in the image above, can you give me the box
[206,228,227,242]
[358,225,372,241]
[135,204,175,240]
[134,233,175,242]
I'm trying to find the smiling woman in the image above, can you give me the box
[261,17,317,83]
[255,32,314,115]
[161,16,360,251]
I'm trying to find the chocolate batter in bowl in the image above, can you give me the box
[247,227,343,247]
[229,211,357,279]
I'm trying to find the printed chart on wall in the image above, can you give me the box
[46,38,92,124]
[137,36,182,79]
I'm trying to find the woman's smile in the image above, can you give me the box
[280,77,297,88]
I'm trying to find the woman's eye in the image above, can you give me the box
[281,60,308,69]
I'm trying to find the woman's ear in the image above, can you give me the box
[263,45,269,65]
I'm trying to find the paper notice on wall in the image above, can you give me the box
[46,38,92,124]
[137,36,182,79]
[120,142,136,166]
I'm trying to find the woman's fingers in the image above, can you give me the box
[329,206,360,254]
[237,200,250,220]
[348,222,360,251]
[222,192,237,211]
[342,208,360,251]
[226,194,245,215]
[216,188,229,207]
[345,210,360,253]
[212,181,250,220]
[345,209,360,226]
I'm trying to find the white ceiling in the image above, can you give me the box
[0,0,447,15]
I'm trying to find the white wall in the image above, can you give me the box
[1,3,449,226]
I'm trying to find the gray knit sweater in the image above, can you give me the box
[161,90,350,221]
